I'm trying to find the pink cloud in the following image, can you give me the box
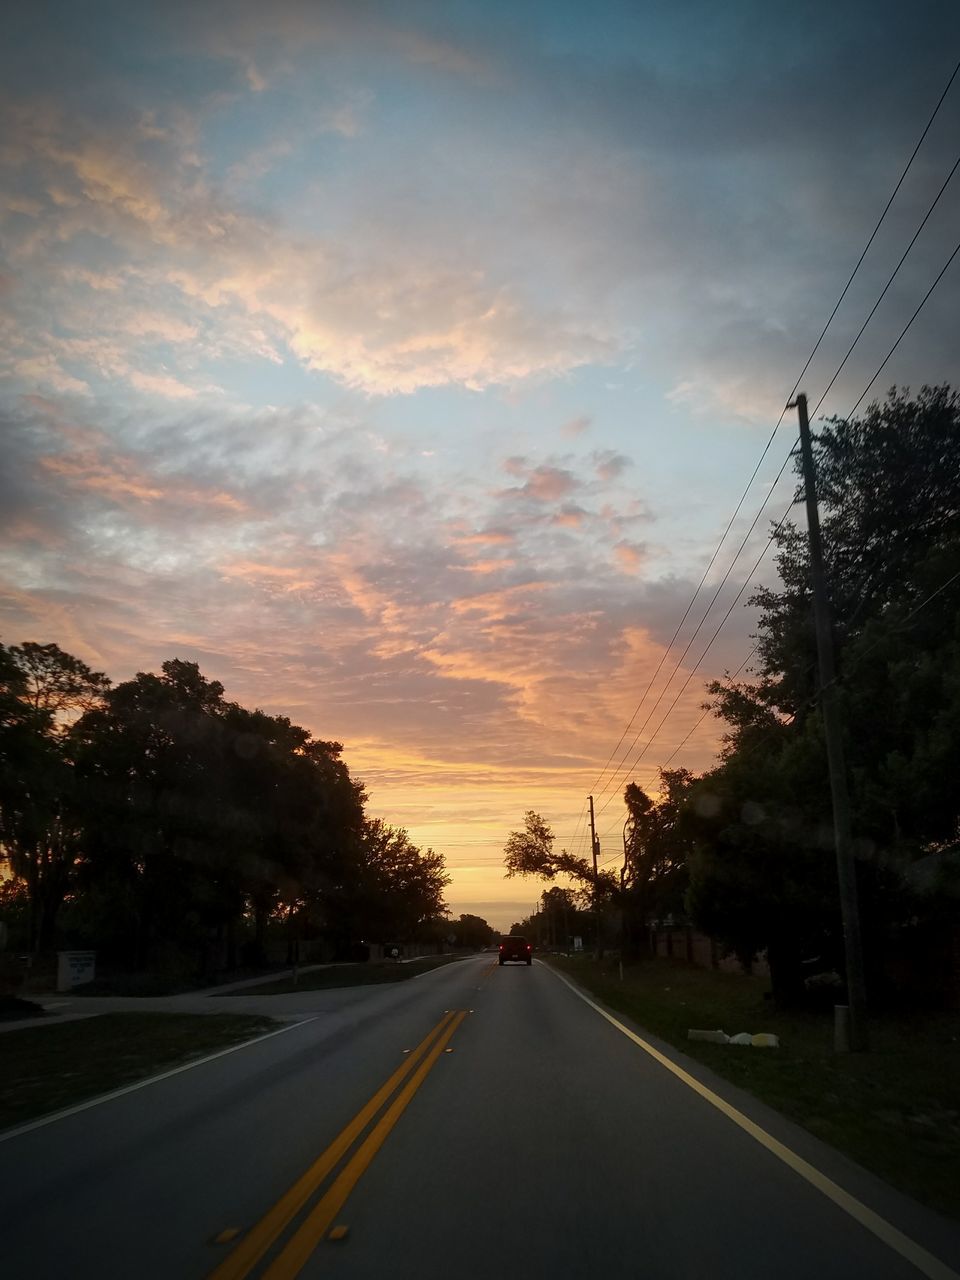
[593,450,631,482]
[613,540,647,573]
[497,463,578,504]
[452,529,516,547]
[458,558,515,575]
[550,503,587,528]
[562,413,591,438]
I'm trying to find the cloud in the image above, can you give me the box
[550,503,588,529]
[613,540,647,573]
[1,389,762,923]
[128,370,209,400]
[1,96,615,399]
[498,462,579,504]
[562,413,591,438]
[5,0,902,907]
[592,450,631,482]
[452,528,516,547]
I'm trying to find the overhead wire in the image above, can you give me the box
[596,497,795,838]
[592,448,798,823]
[584,57,960,805]
[628,554,960,811]
[596,222,960,843]
[845,235,960,420]
[589,75,960,826]
[808,152,960,417]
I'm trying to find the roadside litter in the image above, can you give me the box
[687,1029,779,1047]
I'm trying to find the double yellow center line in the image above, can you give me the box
[209,1009,467,1280]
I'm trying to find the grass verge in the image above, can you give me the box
[65,964,297,997]
[548,954,960,1220]
[0,1012,276,1131]
[230,954,466,995]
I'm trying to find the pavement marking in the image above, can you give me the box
[547,966,960,1280]
[0,1017,319,1145]
[328,1225,349,1241]
[208,1011,456,1280]
[213,1229,241,1245]
[262,1010,468,1280]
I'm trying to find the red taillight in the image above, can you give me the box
[527,944,532,951]
[499,944,504,950]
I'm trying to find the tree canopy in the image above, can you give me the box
[1,646,450,972]
[502,809,617,895]
[688,386,960,1000]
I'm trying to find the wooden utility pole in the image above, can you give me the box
[790,393,868,1051]
[588,795,601,956]
[588,795,599,884]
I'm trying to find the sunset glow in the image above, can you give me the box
[3,3,958,928]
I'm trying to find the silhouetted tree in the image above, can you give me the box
[0,642,110,951]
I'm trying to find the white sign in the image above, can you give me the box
[573,936,583,952]
[57,950,96,992]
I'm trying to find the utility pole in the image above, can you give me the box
[789,393,868,1052]
[588,795,601,957]
[588,795,599,884]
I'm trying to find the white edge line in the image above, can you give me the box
[0,1016,318,1145]
[546,965,958,1280]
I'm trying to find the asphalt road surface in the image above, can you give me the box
[2,955,959,1280]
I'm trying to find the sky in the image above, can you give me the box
[2,1,959,929]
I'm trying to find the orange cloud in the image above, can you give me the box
[449,582,548,622]
[551,505,586,528]
[452,530,515,546]
[459,558,514,575]
[40,454,164,503]
[614,540,647,573]
[220,560,313,591]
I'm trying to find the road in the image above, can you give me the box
[1,955,958,1280]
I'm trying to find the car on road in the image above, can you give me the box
[499,936,533,965]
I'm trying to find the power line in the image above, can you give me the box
[586,60,960,824]
[566,799,588,860]
[654,644,759,770]
[592,447,797,821]
[824,566,960,699]
[593,113,960,823]
[585,416,785,797]
[585,57,960,805]
[581,57,960,848]
[809,152,960,418]
[618,555,960,837]
[845,235,960,420]
[792,57,959,405]
[604,358,960,844]
[597,498,795,837]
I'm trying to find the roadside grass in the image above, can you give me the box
[548,954,960,1220]
[0,1012,276,1131]
[63,963,299,998]
[229,954,466,995]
